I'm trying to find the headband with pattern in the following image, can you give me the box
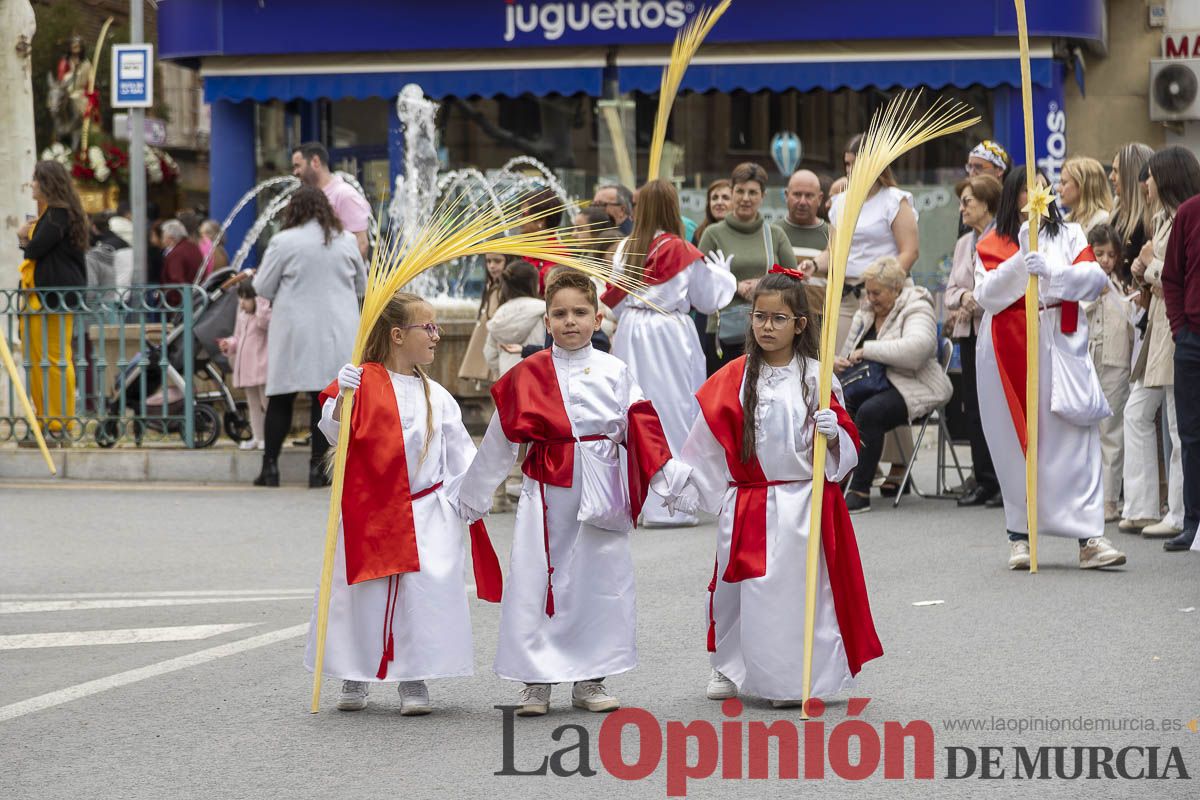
[969,140,1009,170]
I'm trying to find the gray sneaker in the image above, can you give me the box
[398,680,432,716]
[337,680,369,711]
[1079,537,1126,569]
[571,680,620,712]
[517,683,551,716]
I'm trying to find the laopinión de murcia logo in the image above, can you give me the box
[503,0,695,42]
[494,699,1194,796]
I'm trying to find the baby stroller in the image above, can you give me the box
[95,267,253,448]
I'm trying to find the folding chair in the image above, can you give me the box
[892,338,969,507]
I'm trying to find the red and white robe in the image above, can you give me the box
[456,344,686,684]
[973,223,1111,540]
[681,355,883,701]
[605,232,736,525]
[303,363,502,683]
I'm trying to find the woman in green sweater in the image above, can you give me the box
[697,162,797,366]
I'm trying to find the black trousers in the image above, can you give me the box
[1174,329,1200,535]
[264,391,328,463]
[957,333,998,491]
[847,387,910,493]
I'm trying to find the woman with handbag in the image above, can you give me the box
[697,163,797,367]
[835,257,952,514]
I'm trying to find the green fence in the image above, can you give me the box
[0,284,218,448]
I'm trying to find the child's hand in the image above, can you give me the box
[814,408,840,441]
[337,363,362,392]
[216,338,230,355]
[500,343,523,354]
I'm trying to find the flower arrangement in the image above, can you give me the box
[40,140,176,187]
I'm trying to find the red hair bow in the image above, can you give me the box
[769,264,806,281]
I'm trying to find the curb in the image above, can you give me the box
[0,447,314,485]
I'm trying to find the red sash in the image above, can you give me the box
[318,365,503,597]
[977,231,1095,452]
[491,349,674,616]
[600,232,703,308]
[694,357,882,675]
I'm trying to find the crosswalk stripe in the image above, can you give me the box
[0,624,308,723]
[0,596,308,614]
[0,624,259,650]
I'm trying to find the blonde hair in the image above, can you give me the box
[361,291,436,463]
[861,255,906,291]
[1062,156,1113,227]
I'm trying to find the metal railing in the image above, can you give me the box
[0,284,211,448]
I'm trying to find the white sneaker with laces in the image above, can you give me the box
[397,680,432,716]
[238,439,257,451]
[337,680,369,711]
[571,680,620,712]
[517,683,551,716]
[1008,540,1030,570]
[1079,537,1127,569]
[706,669,737,700]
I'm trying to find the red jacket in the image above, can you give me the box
[1164,195,1200,338]
[162,238,204,306]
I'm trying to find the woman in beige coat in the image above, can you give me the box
[1121,147,1200,537]
[836,256,953,513]
[458,251,506,386]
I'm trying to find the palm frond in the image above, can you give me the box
[646,0,733,181]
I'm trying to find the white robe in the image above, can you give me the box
[681,357,859,701]
[303,372,477,682]
[610,237,736,525]
[457,343,687,684]
[974,223,1110,540]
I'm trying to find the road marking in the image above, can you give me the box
[0,596,308,614]
[0,624,308,723]
[0,589,310,601]
[0,480,288,493]
[0,624,259,650]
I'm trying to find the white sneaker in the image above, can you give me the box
[1117,517,1156,533]
[238,439,257,451]
[398,680,432,716]
[706,669,737,700]
[1079,537,1127,569]
[1008,540,1031,570]
[571,680,620,712]
[255,439,265,450]
[517,683,551,716]
[1141,520,1183,538]
[337,680,369,711]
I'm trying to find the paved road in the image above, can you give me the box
[2,468,1198,799]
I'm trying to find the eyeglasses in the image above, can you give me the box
[959,195,976,207]
[964,163,985,176]
[402,323,442,338]
[750,311,801,328]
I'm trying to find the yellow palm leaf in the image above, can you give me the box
[646,0,733,181]
[801,90,980,717]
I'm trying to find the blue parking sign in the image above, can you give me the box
[112,44,154,108]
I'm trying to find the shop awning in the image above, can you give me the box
[618,54,1056,94]
[200,42,1057,103]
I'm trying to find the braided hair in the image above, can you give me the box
[740,272,820,463]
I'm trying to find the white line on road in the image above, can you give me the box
[0,624,259,650]
[0,589,311,601]
[0,624,308,723]
[0,596,308,614]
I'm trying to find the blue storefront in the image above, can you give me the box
[157,0,1105,256]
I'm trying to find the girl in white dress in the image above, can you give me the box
[681,268,883,707]
[607,179,736,526]
[304,292,502,714]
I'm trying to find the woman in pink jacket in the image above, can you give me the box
[219,281,272,449]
